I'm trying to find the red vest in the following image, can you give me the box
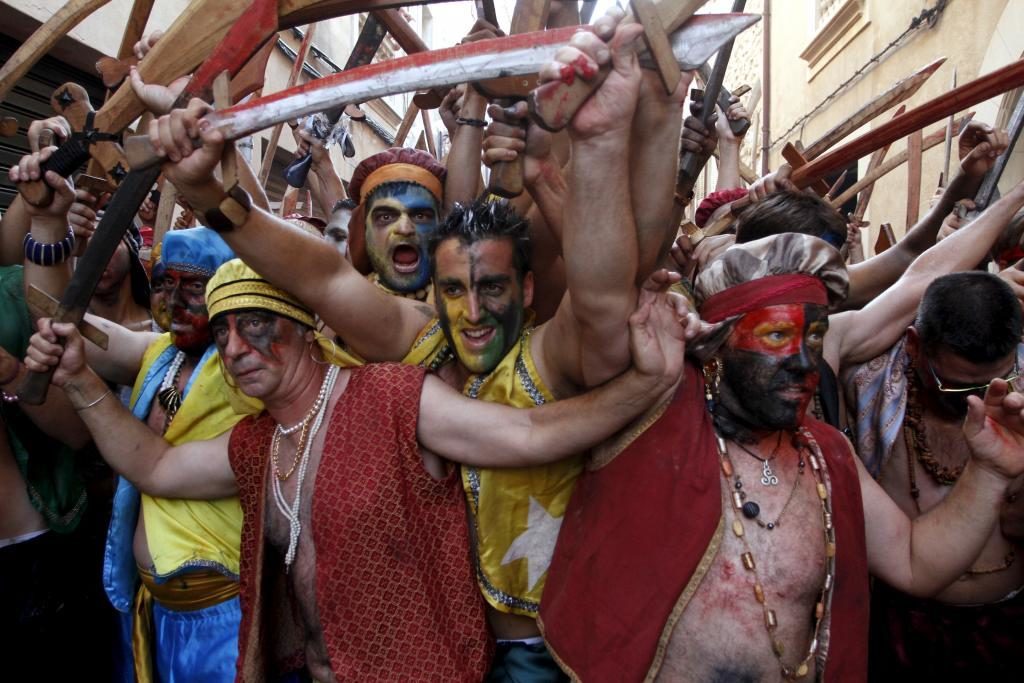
[540,363,869,681]
[229,363,492,682]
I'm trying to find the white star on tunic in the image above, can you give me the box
[500,497,563,591]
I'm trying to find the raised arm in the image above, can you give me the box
[865,379,1024,596]
[828,177,1024,370]
[535,11,647,390]
[418,290,684,466]
[842,121,1009,308]
[151,99,431,361]
[24,319,237,499]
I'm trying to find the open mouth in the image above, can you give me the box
[460,327,496,349]
[391,244,421,273]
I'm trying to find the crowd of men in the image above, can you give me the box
[2,5,1024,682]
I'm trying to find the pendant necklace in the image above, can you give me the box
[272,364,340,569]
[734,432,783,486]
[157,350,186,434]
[716,428,836,680]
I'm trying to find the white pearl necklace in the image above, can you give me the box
[272,364,340,569]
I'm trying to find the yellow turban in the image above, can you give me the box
[206,259,315,328]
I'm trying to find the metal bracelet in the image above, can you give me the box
[75,388,112,411]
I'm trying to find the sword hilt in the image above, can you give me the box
[124,133,199,171]
[17,363,58,406]
[487,99,528,199]
[20,137,91,207]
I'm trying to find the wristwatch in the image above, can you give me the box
[203,185,252,233]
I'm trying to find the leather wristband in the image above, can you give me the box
[203,185,252,233]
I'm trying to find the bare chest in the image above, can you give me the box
[882,423,1023,603]
[263,423,336,682]
[657,461,828,682]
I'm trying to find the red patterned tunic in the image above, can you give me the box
[228,363,491,682]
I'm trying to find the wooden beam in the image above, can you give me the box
[394,102,420,146]
[905,128,923,227]
[420,109,437,157]
[850,104,906,220]
[791,58,1024,189]
[0,0,111,102]
[829,113,974,209]
[258,24,318,187]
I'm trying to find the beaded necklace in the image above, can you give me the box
[714,429,836,681]
[903,364,1017,577]
[272,364,340,569]
[369,272,430,302]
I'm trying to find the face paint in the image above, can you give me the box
[717,304,829,432]
[364,184,438,292]
[163,268,211,354]
[211,311,304,397]
[149,278,171,332]
[434,238,527,374]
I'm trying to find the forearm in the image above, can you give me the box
[839,182,1024,364]
[1,360,90,449]
[901,461,1010,596]
[60,367,171,490]
[519,368,672,464]
[526,159,568,247]
[23,215,73,315]
[565,135,638,338]
[443,89,487,213]
[82,313,153,386]
[632,107,683,279]
[1,197,31,265]
[310,156,346,213]
[234,147,270,211]
[715,142,743,191]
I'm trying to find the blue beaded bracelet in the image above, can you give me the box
[23,226,75,266]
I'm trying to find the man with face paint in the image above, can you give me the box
[24,257,687,682]
[537,233,1024,682]
[32,227,254,683]
[346,148,446,301]
[844,271,1024,680]
[144,13,672,679]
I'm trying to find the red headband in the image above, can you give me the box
[700,274,828,324]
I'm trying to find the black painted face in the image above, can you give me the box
[716,303,829,433]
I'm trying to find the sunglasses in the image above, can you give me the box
[925,356,1020,394]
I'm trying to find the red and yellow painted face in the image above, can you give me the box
[211,310,305,399]
[434,238,530,375]
[159,268,211,354]
[719,303,829,430]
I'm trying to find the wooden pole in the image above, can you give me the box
[394,103,420,147]
[905,128,923,227]
[851,104,906,220]
[258,24,318,187]
[0,0,111,102]
[420,109,437,157]
[792,58,1024,188]
[802,57,945,160]
[830,113,973,209]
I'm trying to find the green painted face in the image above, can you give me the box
[434,238,529,374]
[364,183,438,292]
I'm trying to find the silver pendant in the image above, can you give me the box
[761,459,779,486]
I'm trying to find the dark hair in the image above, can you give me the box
[428,197,532,280]
[735,190,846,248]
[331,197,357,212]
[916,272,1023,363]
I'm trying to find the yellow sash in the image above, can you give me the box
[130,335,261,580]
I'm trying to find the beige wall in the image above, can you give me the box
[765,0,1022,250]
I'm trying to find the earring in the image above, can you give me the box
[702,357,722,407]
[309,337,339,365]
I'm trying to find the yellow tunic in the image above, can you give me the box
[404,319,583,616]
[130,335,262,579]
